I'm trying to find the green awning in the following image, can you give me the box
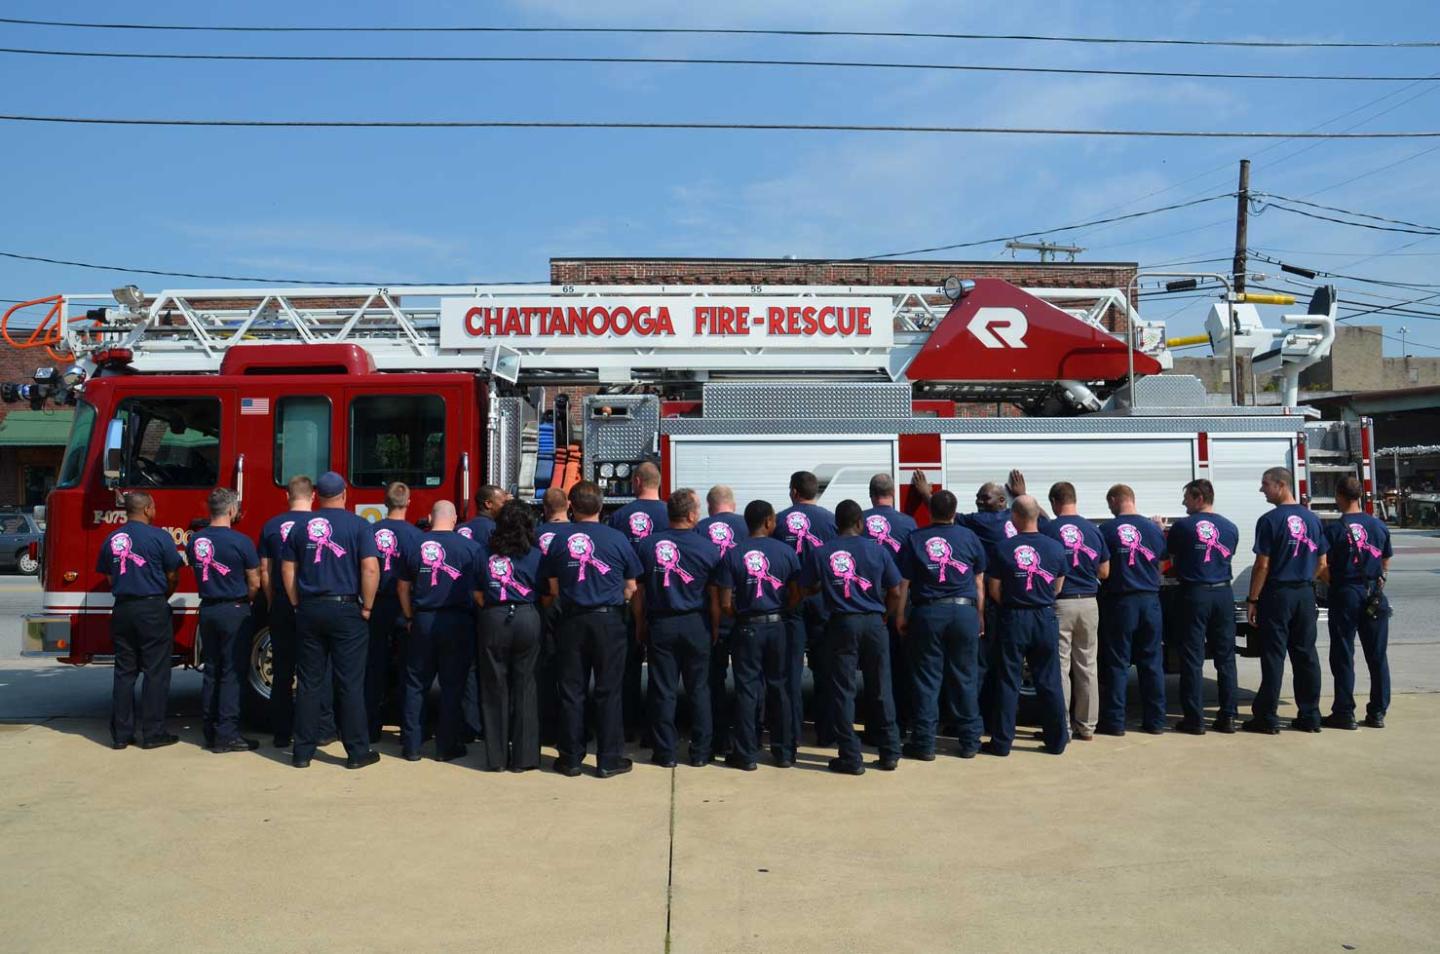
[0,408,75,446]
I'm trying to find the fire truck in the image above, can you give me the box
[6,276,1374,717]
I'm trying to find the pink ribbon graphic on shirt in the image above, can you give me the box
[110,532,147,575]
[743,550,783,598]
[1116,523,1156,567]
[707,521,736,556]
[1348,524,1383,564]
[655,539,694,588]
[924,537,970,582]
[1013,544,1055,592]
[374,528,399,572]
[1195,520,1232,563]
[785,511,823,554]
[828,550,872,599]
[1004,520,1018,539]
[538,531,556,556]
[1286,514,1318,556]
[566,533,611,581]
[420,540,461,586]
[865,514,901,552]
[628,511,654,541]
[307,518,346,563]
[488,555,531,601]
[457,526,473,540]
[192,537,230,582]
[1058,523,1098,567]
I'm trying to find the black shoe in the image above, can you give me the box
[509,764,538,773]
[1095,724,1126,737]
[1212,717,1237,734]
[440,745,468,762]
[1241,719,1280,735]
[212,737,260,753]
[318,736,338,747]
[771,753,794,769]
[1364,713,1386,729]
[1173,720,1205,736]
[957,746,979,759]
[979,740,1009,757]
[553,759,583,778]
[292,757,312,768]
[875,757,899,771]
[724,754,758,772]
[827,758,865,776]
[346,750,381,770]
[273,735,292,748]
[140,733,179,750]
[1142,724,1166,736]
[597,758,634,779]
[1289,720,1322,734]
[686,755,709,768]
[203,735,216,749]
[902,743,936,762]
[1322,713,1358,731]
[403,750,422,762]
[649,755,677,769]
[111,738,134,750]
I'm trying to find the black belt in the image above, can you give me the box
[1001,604,1054,611]
[200,597,248,606]
[566,604,622,615]
[738,612,784,624]
[303,594,359,604]
[1056,592,1097,601]
[1266,581,1314,590]
[650,608,702,619]
[1179,581,1232,590]
[915,597,975,607]
[114,594,166,604]
[481,602,537,611]
[831,610,882,618]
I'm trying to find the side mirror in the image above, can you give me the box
[102,418,126,486]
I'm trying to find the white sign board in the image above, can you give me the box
[438,296,894,351]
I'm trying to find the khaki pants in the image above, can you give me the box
[1056,597,1099,733]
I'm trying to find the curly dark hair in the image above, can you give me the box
[489,499,536,559]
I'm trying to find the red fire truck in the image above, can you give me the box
[7,276,1373,717]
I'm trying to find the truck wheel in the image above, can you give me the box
[16,550,38,575]
[242,624,275,727]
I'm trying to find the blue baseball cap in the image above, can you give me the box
[315,471,346,498]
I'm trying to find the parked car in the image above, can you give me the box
[0,510,44,574]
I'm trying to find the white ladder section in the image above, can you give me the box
[53,284,1147,379]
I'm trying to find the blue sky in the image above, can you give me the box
[1,0,1438,353]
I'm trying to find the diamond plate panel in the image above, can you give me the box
[703,382,911,420]
[1132,374,1209,407]
[582,394,660,469]
[490,397,523,491]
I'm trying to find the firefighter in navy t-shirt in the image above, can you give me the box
[714,499,802,769]
[397,500,483,762]
[775,470,839,757]
[1041,481,1110,741]
[635,489,724,768]
[1244,466,1329,734]
[801,499,903,775]
[534,487,571,745]
[281,471,381,769]
[862,472,920,738]
[188,487,261,752]
[1097,484,1169,736]
[897,489,987,759]
[457,483,506,547]
[97,491,182,750]
[543,481,643,778]
[1321,476,1393,730]
[1166,479,1241,734]
[983,496,1069,757]
[368,481,422,743]
[609,461,668,745]
[694,484,749,762]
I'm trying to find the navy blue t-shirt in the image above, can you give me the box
[962,509,1018,558]
[536,520,569,559]
[775,502,837,558]
[405,530,482,611]
[1254,504,1328,583]
[862,505,918,557]
[1325,512,1391,587]
[543,522,643,608]
[899,523,987,603]
[477,544,544,606]
[371,517,422,597]
[187,526,259,600]
[639,528,723,615]
[96,521,181,597]
[281,508,380,599]
[260,509,309,564]
[609,499,670,552]
[1168,512,1240,585]
[1042,515,1110,596]
[991,532,1067,608]
[1100,515,1167,594]
[696,512,747,561]
[802,534,900,615]
[715,535,802,615]
[457,514,495,548]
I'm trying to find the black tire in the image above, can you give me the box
[15,549,38,575]
[241,623,275,728]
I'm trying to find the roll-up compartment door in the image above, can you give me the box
[669,437,895,512]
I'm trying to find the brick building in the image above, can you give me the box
[0,339,68,508]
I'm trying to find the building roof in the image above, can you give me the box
[0,408,74,446]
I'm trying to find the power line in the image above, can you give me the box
[2,17,1435,48]
[3,114,1439,138]
[1261,203,1440,235]
[1250,252,1440,290]
[1257,193,1440,233]
[1,45,1434,82]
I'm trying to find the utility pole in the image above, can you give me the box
[1232,159,1250,404]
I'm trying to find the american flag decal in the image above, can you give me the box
[240,397,270,416]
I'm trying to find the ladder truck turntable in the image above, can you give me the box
[5,276,1373,715]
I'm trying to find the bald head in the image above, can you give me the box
[977,482,1008,513]
[430,499,457,531]
[1010,494,1041,532]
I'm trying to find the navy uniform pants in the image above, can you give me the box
[269,600,334,743]
[708,618,733,757]
[647,611,713,763]
[1328,584,1390,721]
[1173,584,1239,725]
[536,601,563,745]
[990,605,1068,755]
[402,606,475,758]
[555,606,628,771]
[295,599,371,762]
[907,600,983,754]
[730,616,789,764]
[1252,583,1322,728]
[365,592,405,740]
[782,596,827,757]
[199,600,251,746]
[1098,592,1167,732]
[827,612,901,766]
[110,595,174,745]
[477,603,542,771]
[977,602,1001,736]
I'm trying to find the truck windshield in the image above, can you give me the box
[55,400,97,488]
[115,397,222,488]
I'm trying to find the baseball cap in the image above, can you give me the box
[315,471,346,498]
